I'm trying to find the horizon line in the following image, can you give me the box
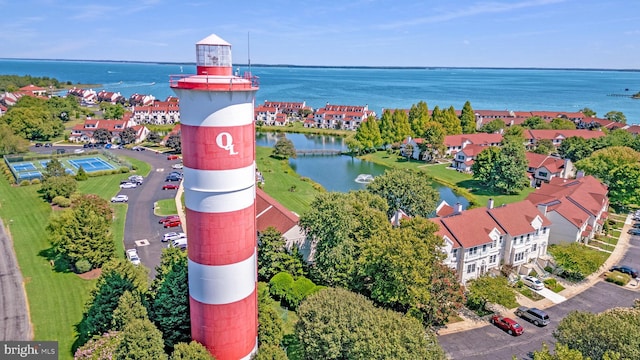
[1,57,639,72]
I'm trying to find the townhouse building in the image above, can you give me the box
[523,129,605,149]
[525,152,574,187]
[433,200,551,283]
[67,87,98,104]
[131,98,180,125]
[444,133,503,156]
[96,90,125,104]
[311,103,375,130]
[19,85,47,96]
[69,114,149,144]
[452,144,494,172]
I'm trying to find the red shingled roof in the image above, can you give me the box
[256,188,299,235]
[437,207,501,248]
[488,200,551,235]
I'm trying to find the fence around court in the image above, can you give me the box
[3,150,132,183]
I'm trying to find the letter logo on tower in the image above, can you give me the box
[216,132,238,155]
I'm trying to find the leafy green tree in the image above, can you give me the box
[0,123,29,155]
[378,109,396,148]
[408,101,430,137]
[441,106,463,135]
[120,127,137,144]
[40,175,77,202]
[76,259,149,349]
[3,105,64,140]
[422,121,446,159]
[503,125,525,143]
[532,343,587,360]
[460,101,476,134]
[601,128,634,148]
[170,342,215,360]
[392,109,413,143]
[47,194,114,268]
[425,261,465,326]
[534,139,555,155]
[258,227,305,281]
[296,287,445,360]
[489,140,529,194]
[149,250,190,348]
[479,118,506,133]
[75,166,88,181]
[605,110,626,124]
[93,128,111,143]
[345,135,364,155]
[298,191,390,287]
[580,107,596,117]
[366,168,438,218]
[553,307,640,360]
[522,116,550,129]
[114,319,167,360]
[254,344,288,360]
[145,131,161,144]
[471,146,501,183]
[269,272,323,310]
[43,158,67,179]
[100,103,125,120]
[166,134,182,153]
[466,275,518,311]
[558,136,593,162]
[403,143,414,161]
[354,115,382,152]
[272,137,296,159]
[46,96,79,122]
[257,282,284,347]
[550,118,576,130]
[111,290,149,331]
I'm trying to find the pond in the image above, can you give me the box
[256,132,470,208]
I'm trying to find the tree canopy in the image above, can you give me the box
[408,101,430,137]
[272,136,296,159]
[472,140,528,194]
[366,168,439,218]
[460,101,476,134]
[257,227,305,281]
[354,116,382,152]
[479,118,505,134]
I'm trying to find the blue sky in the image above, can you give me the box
[1,0,639,69]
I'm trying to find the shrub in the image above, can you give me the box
[544,265,554,273]
[605,272,630,286]
[30,178,41,185]
[548,243,608,282]
[269,272,294,300]
[529,270,538,277]
[119,167,130,173]
[19,180,31,186]
[75,259,92,274]
[52,196,72,207]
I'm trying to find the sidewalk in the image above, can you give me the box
[438,213,634,335]
[175,182,186,235]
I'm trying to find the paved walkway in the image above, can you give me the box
[439,213,635,335]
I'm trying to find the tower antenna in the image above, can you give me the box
[247,31,251,76]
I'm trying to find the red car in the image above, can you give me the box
[162,184,179,190]
[158,215,180,224]
[163,219,182,228]
[490,314,524,336]
[167,154,180,160]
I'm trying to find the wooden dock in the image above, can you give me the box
[295,149,343,156]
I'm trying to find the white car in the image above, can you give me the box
[119,182,137,189]
[168,238,188,248]
[522,275,545,291]
[126,249,141,265]
[163,232,186,242]
[172,163,184,169]
[110,194,129,203]
[74,148,85,154]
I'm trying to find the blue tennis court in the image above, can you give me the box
[16,171,42,181]
[12,163,37,171]
[68,157,116,172]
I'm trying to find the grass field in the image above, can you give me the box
[155,198,178,216]
[0,170,130,359]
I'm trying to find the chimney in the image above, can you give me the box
[537,204,548,216]
[487,198,494,209]
[454,202,463,214]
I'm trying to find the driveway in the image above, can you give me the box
[0,221,31,340]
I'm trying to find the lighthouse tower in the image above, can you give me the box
[170,34,259,360]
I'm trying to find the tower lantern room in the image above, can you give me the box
[196,34,233,76]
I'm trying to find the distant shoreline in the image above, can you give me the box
[1,58,639,72]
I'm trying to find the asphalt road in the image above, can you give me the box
[439,232,640,360]
[0,221,31,340]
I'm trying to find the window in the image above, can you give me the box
[489,255,497,263]
[470,247,478,255]
[532,243,537,252]
[467,263,476,274]
[482,244,487,252]
[539,171,548,178]
[492,239,497,248]
[514,252,525,262]
[452,249,457,258]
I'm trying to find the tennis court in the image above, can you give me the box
[12,163,37,172]
[68,157,116,172]
[7,155,119,182]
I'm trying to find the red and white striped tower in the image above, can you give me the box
[170,34,259,360]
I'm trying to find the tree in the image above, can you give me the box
[601,128,634,148]
[3,106,64,140]
[459,101,476,134]
[471,146,501,183]
[272,136,296,159]
[423,261,465,326]
[295,287,445,360]
[489,140,529,194]
[93,128,111,143]
[100,103,125,120]
[254,344,288,360]
[408,101,430,137]
[170,342,215,360]
[75,166,88,181]
[580,107,596,117]
[145,131,161,144]
[40,175,77,202]
[76,259,149,349]
[0,123,29,155]
[345,136,364,156]
[558,136,593,162]
[479,118,505,133]
[114,319,167,360]
[465,275,518,311]
[522,116,550,129]
[392,108,413,143]
[534,139,555,155]
[378,109,397,148]
[422,121,446,160]
[366,168,439,218]
[166,134,182,153]
[257,227,304,281]
[604,110,626,124]
[553,307,640,360]
[111,290,149,331]
[43,158,67,179]
[403,143,414,161]
[531,343,587,360]
[47,194,114,269]
[74,331,123,360]
[354,116,382,152]
[441,106,463,135]
[550,118,576,130]
[298,191,390,287]
[121,127,138,144]
[149,249,190,349]
[257,282,284,347]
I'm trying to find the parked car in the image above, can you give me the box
[128,175,144,185]
[126,249,141,265]
[490,314,524,336]
[522,275,545,291]
[164,219,182,228]
[610,265,639,278]
[628,228,640,236]
[168,238,188,248]
[163,232,186,242]
[132,146,145,151]
[44,143,52,148]
[172,163,184,169]
[56,149,66,154]
[105,143,112,149]
[162,183,179,190]
[35,143,43,147]
[74,149,85,154]
[110,195,129,203]
[165,174,182,182]
[167,154,180,160]
[119,182,137,189]
[158,215,180,224]
[515,306,550,326]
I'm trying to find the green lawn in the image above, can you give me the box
[155,198,178,216]
[258,122,351,137]
[0,172,130,359]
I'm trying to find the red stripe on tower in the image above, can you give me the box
[171,33,259,360]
